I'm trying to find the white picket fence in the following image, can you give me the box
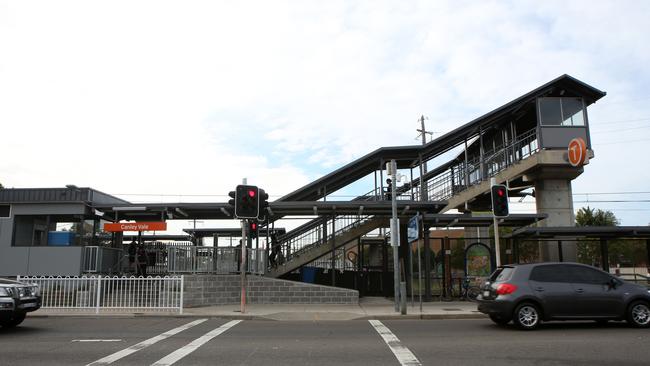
[17,276,184,314]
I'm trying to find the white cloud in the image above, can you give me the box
[1,0,650,226]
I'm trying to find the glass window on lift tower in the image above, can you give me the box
[538,97,585,126]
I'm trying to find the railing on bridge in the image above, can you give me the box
[415,127,539,201]
[310,248,357,271]
[17,275,184,314]
[269,129,539,273]
[274,215,373,267]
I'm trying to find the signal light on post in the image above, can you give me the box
[232,184,259,219]
[248,220,259,239]
[258,188,269,218]
[491,184,509,218]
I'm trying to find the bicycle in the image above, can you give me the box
[460,276,482,302]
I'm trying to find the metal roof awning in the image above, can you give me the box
[123,234,191,241]
[422,213,547,228]
[95,200,447,221]
[183,228,287,238]
[506,226,650,239]
[279,74,606,202]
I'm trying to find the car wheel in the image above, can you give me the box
[627,301,650,328]
[513,303,541,330]
[0,312,26,328]
[489,314,510,326]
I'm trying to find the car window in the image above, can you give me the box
[489,267,514,282]
[567,265,611,285]
[529,265,569,283]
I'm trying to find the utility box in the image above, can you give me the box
[48,231,75,246]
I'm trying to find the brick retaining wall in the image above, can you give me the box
[183,275,359,307]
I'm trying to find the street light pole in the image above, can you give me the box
[388,160,400,312]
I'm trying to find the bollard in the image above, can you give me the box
[400,281,407,315]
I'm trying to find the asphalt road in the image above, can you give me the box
[1,317,649,366]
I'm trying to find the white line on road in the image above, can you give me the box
[73,339,122,342]
[369,320,422,366]
[85,318,208,366]
[151,320,242,366]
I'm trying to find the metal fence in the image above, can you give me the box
[17,275,184,313]
[82,246,123,274]
[82,242,266,276]
[167,246,266,275]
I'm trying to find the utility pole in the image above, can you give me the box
[416,115,434,173]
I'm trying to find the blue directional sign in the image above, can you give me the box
[407,215,419,243]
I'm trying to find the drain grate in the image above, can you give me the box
[442,308,462,311]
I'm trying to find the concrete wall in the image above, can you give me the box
[0,203,86,276]
[540,126,589,149]
[183,275,359,307]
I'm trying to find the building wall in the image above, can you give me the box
[0,203,86,276]
[183,275,359,307]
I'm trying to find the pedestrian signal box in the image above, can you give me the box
[491,184,509,218]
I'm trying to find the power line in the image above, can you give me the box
[590,117,650,125]
[591,124,650,134]
[573,200,650,203]
[574,191,650,195]
[595,138,650,146]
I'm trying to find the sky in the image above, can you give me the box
[1,0,650,232]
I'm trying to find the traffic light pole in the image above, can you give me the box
[491,178,502,268]
[493,216,501,268]
[240,219,247,314]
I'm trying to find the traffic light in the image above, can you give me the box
[232,185,259,219]
[258,188,269,218]
[491,184,509,218]
[248,220,259,239]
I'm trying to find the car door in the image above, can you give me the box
[566,265,624,317]
[528,264,577,318]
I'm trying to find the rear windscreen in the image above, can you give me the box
[489,267,514,282]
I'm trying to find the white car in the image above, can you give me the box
[0,278,41,327]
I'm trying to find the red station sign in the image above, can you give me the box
[103,222,167,232]
[568,137,587,167]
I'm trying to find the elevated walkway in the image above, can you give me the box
[266,75,605,278]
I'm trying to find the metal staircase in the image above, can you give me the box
[267,215,387,278]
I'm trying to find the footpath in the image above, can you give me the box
[32,297,485,321]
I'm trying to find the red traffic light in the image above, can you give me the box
[248,190,256,198]
[251,222,257,230]
[497,189,505,197]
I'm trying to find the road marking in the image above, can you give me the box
[369,320,421,366]
[73,339,122,342]
[85,319,207,366]
[151,320,242,366]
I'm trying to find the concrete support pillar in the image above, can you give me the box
[535,179,576,261]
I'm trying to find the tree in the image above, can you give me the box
[575,206,619,227]
[0,182,3,189]
[575,206,618,266]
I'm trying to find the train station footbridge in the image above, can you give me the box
[2,74,621,297]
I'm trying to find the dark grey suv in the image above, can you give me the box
[477,262,650,330]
